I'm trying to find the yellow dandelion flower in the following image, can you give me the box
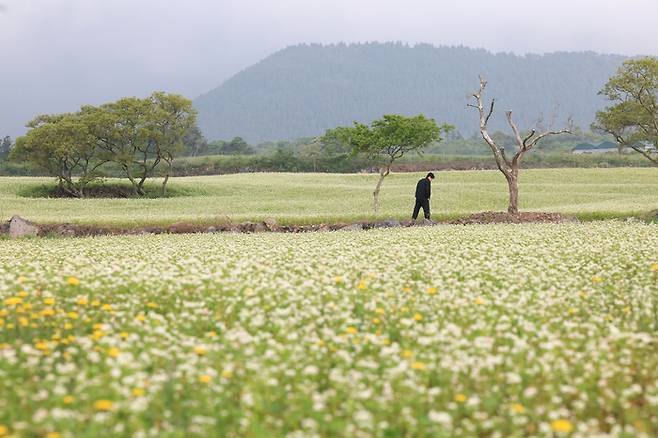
[650,263,658,272]
[101,304,112,311]
[372,318,380,324]
[551,419,573,433]
[108,347,120,358]
[403,287,412,293]
[93,399,113,411]
[375,307,385,315]
[475,297,485,305]
[76,297,88,306]
[135,314,146,322]
[18,290,28,298]
[35,342,49,351]
[63,395,75,404]
[206,331,217,337]
[146,302,158,309]
[132,388,145,397]
[345,326,358,334]
[43,297,55,306]
[511,403,525,414]
[40,308,55,317]
[591,276,603,284]
[0,425,8,436]
[67,276,80,286]
[120,332,129,339]
[357,281,367,290]
[46,432,61,438]
[334,276,343,284]
[3,297,22,306]
[410,361,426,370]
[623,306,631,314]
[402,350,413,358]
[199,374,212,384]
[194,346,207,356]
[454,393,467,403]
[19,317,29,327]
[90,300,100,307]
[414,313,423,321]
[427,287,437,295]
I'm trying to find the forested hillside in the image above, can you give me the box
[194,43,626,143]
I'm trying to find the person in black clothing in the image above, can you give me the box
[412,172,435,220]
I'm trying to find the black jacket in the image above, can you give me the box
[415,178,431,200]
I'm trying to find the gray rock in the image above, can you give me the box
[206,226,217,233]
[253,223,267,233]
[374,219,401,228]
[340,223,364,231]
[56,224,77,237]
[9,216,39,238]
[263,217,279,231]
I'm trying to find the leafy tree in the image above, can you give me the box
[469,77,570,215]
[84,92,195,195]
[11,114,105,197]
[323,114,451,212]
[0,135,11,160]
[149,92,197,195]
[594,57,658,165]
[182,124,208,156]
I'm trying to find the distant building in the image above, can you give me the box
[572,141,619,154]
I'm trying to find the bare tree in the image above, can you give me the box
[468,77,571,215]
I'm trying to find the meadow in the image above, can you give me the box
[0,168,657,227]
[0,223,657,437]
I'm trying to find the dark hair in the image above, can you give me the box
[426,172,435,179]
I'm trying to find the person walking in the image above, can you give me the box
[412,172,434,221]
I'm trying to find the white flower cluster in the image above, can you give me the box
[0,221,656,437]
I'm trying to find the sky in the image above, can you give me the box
[1,0,657,138]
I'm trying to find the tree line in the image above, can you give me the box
[11,92,196,197]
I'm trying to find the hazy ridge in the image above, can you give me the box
[194,43,626,143]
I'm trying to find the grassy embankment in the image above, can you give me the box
[0,168,656,227]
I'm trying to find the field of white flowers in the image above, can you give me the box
[1,222,657,437]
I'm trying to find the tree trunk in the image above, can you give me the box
[506,169,519,215]
[161,162,172,196]
[372,166,390,213]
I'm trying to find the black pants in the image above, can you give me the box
[412,198,430,220]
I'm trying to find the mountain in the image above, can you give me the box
[194,43,626,143]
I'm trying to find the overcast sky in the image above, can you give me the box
[1,0,657,137]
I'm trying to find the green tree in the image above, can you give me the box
[85,92,195,195]
[594,57,658,165]
[323,114,451,212]
[182,124,208,156]
[0,135,11,160]
[11,114,105,197]
[149,92,197,195]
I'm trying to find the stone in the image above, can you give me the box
[206,226,217,233]
[9,215,39,238]
[374,219,401,228]
[253,223,267,233]
[340,223,364,231]
[56,224,77,237]
[263,218,279,231]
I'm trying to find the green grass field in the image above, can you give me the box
[0,223,656,436]
[1,168,656,226]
